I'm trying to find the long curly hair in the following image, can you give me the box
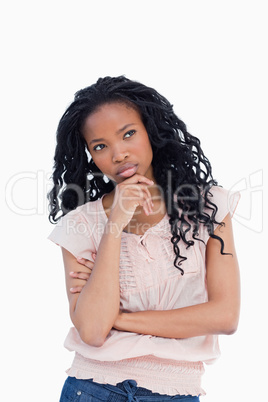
[48,75,227,274]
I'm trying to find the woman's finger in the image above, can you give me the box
[133,185,154,215]
[123,174,154,186]
[69,271,91,280]
[125,184,154,215]
[70,286,84,294]
[77,256,95,269]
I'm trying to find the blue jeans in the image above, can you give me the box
[59,376,200,401]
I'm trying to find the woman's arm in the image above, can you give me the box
[114,213,240,338]
[62,225,122,347]
[62,174,154,347]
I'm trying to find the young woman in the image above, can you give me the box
[48,76,240,401]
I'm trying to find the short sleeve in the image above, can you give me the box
[201,186,240,244]
[210,186,240,226]
[48,208,97,261]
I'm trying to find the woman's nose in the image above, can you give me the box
[112,147,129,163]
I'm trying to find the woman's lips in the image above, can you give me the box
[116,163,138,178]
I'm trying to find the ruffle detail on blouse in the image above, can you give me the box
[66,353,206,397]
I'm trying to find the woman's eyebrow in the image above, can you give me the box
[116,123,135,134]
[89,123,136,146]
[89,137,105,146]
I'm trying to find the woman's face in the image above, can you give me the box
[83,102,154,184]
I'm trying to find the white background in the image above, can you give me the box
[1,1,267,401]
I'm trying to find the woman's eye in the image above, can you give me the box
[124,130,136,138]
[93,144,105,151]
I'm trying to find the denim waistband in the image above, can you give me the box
[63,376,200,401]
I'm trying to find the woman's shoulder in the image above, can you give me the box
[199,185,240,239]
[49,197,107,237]
[206,185,240,219]
[63,196,106,221]
[48,197,107,257]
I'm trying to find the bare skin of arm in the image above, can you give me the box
[73,213,240,339]
[62,174,154,347]
[113,212,240,338]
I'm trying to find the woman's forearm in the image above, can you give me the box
[72,220,122,346]
[115,214,240,340]
[115,301,239,339]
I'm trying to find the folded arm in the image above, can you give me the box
[114,213,240,338]
[62,224,121,347]
[61,174,155,347]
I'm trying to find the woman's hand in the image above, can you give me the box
[69,255,95,294]
[108,174,154,230]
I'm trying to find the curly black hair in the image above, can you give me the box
[48,75,227,274]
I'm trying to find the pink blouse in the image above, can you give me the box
[48,186,240,396]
